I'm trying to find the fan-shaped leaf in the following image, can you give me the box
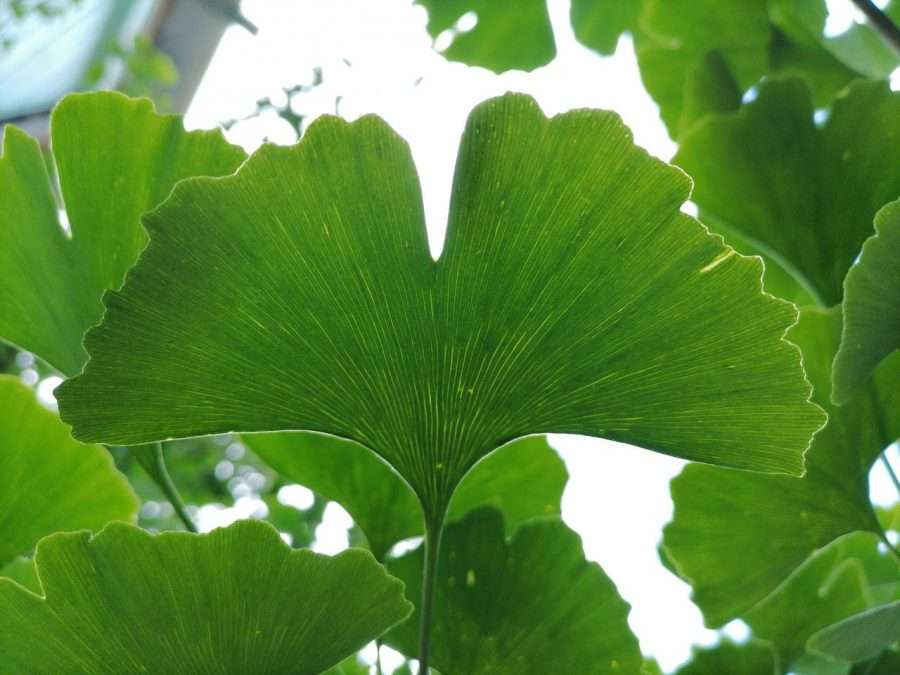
[0,520,411,674]
[0,376,137,568]
[384,508,642,674]
[58,93,824,523]
[246,433,566,560]
[672,640,775,675]
[663,307,898,626]
[832,200,900,404]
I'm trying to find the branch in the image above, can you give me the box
[850,0,900,55]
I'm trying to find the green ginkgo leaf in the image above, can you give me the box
[570,0,643,55]
[245,433,567,560]
[0,556,38,594]
[832,199,900,404]
[415,0,555,73]
[663,307,899,626]
[384,508,642,674]
[808,599,900,665]
[674,78,900,307]
[0,91,245,377]
[0,376,137,569]
[672,639,775,675]
[58,93,824,526]
[745,532,892,673]
[0,519,412,674]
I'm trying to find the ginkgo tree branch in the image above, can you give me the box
[850,0,900,54]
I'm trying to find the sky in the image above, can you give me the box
[180,0,900,670]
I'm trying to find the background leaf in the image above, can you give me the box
[385,508,642,674]
[832,199,900,403]
[0,92,245,376]
[0,375,137,568]
[0,520,412,674]
[808,600,900,665]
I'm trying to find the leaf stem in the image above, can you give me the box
[418,510,446,674]
[850,0,900,54]
[135,442,197,532]
[375,638,384,675]
[880,452,900,497]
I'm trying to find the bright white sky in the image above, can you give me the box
[182,0,899,670]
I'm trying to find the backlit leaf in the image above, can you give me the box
[58,93,824,524]
[0,520,412,674]
[0,376,137,569]
[672,639,775,675]
[0,91,245,376]
[808,599,900,665]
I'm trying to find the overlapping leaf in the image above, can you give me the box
[0,376,137,569]
[0,520,412,674]
[833,199,900,404]
[675,78,900,306]
[58,93,824,523]
[663,308,899,625]
[808,599,900,665]
[246,433,567,560]
[0,91,245,376]
[415,0,555,72]
[384,508,642,674]
[745,532,898,673]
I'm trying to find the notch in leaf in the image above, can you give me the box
[59,91,823,531]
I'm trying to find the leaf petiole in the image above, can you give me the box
[134,442,197,532]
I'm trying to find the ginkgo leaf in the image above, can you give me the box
[672,640,775,675]
[0,376,138,569]
[245,433,566,560]
[832,200,900,404]
[0,557,38,594]
[0,91,245,377]
[384,508,642,674]
[415,0,555,73]
[0,519,412,674]
[58,93,824,525]
[674,78,900,307]
[570,0,642,55]
[808,599,900,665]
[745,532,892,673]
[663,307,899,626]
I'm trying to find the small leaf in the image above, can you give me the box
[384,508,642,674]
[672,639,775,675]
[0,376,138,569]
[416,0,555,72]
[0,520,412,674]
[663,307,898,626]
[58,93,824,522]
[246,433,567,560]
[832,199,900,404]
[0,91,245,376]
[570,0,643,55]
[674,79,900,306]
[808,600,900,665]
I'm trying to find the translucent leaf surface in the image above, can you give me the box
[0,376,137,568]
[58,93,824,522]
[0,520,412,674]
[384,508,642,674]
[808,599,900,665]
[0,92,245,376]
[672,639,775,675]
